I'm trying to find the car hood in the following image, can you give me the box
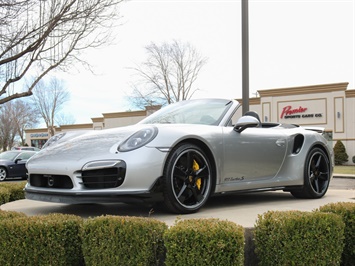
[28,123,220,166]
[29,124,150,163]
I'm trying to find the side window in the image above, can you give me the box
[18,153,32,160]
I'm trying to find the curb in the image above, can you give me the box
[333,174,355,179]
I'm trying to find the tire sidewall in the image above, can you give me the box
[303,147,330,198]
[163,143,212,213]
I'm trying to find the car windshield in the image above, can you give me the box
[0,151,20,161]
[140,99,233,125]
[0,151,36,161]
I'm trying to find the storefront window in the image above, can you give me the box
[31,139,47,149]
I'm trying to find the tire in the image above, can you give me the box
[291,147,330,199]
[0,167,7,181]
[163,143,212,214]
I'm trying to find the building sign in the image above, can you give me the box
[280,106,308,119]
[30,133,49,138]
[278,99,326,125]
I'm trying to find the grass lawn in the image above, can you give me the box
[334,165,355,175]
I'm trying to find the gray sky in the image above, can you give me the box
[58,0,354,124]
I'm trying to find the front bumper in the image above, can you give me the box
[25,188,164,204]
[25,146,169,204]
[25,175,165,204]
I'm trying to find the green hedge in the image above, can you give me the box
[318,202,355,266]
[164,218,244,266]
[0,186,11,205]
[81,215,167,266]
[0,213,83,266]
[254,210,345,266]
[0,182,354,265]
[0,181,26,202]
[0,209,26,221]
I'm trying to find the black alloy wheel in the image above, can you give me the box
[291,147,331,199]
[163,143,212,214]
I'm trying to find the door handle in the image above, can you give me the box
[276,139,286,147]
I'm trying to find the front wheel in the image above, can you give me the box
[291,147,331,199]
[0,167,7,181]
[163,143,213,214]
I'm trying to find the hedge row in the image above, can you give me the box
[1,204,354,266]
[0,212,244,266]
[0,181,26,204]
[0,183,354,265]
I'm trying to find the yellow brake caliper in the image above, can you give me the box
[192,159,202,190]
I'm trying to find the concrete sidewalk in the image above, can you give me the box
[1,178,354,228]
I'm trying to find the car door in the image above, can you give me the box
[11,153,31,177]
[222,127,287,185]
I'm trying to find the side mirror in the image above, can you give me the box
[234,116,260,133]
[15,158,23,164]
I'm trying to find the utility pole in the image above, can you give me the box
[242,0,249,114]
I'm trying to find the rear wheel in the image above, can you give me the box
[291,147,330,198]
[0,167,7,181]
[163,143,212,214]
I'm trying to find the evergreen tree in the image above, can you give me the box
[333,140,348,165]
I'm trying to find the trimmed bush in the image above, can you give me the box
[0,181,26,202]
[81,215,167,266]
[0,209,26,221]
[0,186,10,205]
[0,213,83,266]
[164,218,244,266]
[254,210,345,266]
[318,202,355,266]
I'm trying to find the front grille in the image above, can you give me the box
[81,166,126,189]
[30,174,73,189]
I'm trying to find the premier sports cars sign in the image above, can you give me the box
[278,99,326,124]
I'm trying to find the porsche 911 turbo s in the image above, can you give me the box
[25,98,333,214]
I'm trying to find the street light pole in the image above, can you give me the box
[242,0,249,114]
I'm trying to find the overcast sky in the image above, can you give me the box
[57,0,354,124]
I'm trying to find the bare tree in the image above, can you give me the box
[11,99,40,145]
[0,0,123,105]
[31,78,70,136]
[0,102,17,150]
[55,113,75,126]
[130,40,208,108]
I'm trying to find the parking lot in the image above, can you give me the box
[1,177,354,227]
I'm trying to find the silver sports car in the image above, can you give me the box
[25,98,333,214]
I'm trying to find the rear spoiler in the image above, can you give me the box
[303,126,325,134]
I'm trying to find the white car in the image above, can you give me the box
[25,98,333,214]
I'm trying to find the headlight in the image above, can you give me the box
[42,132,66,149]
[118,127,158,152]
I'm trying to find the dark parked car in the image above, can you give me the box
[0,151,37,181]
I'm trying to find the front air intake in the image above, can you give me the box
[29,174,73,189]
[81,166,126,189]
